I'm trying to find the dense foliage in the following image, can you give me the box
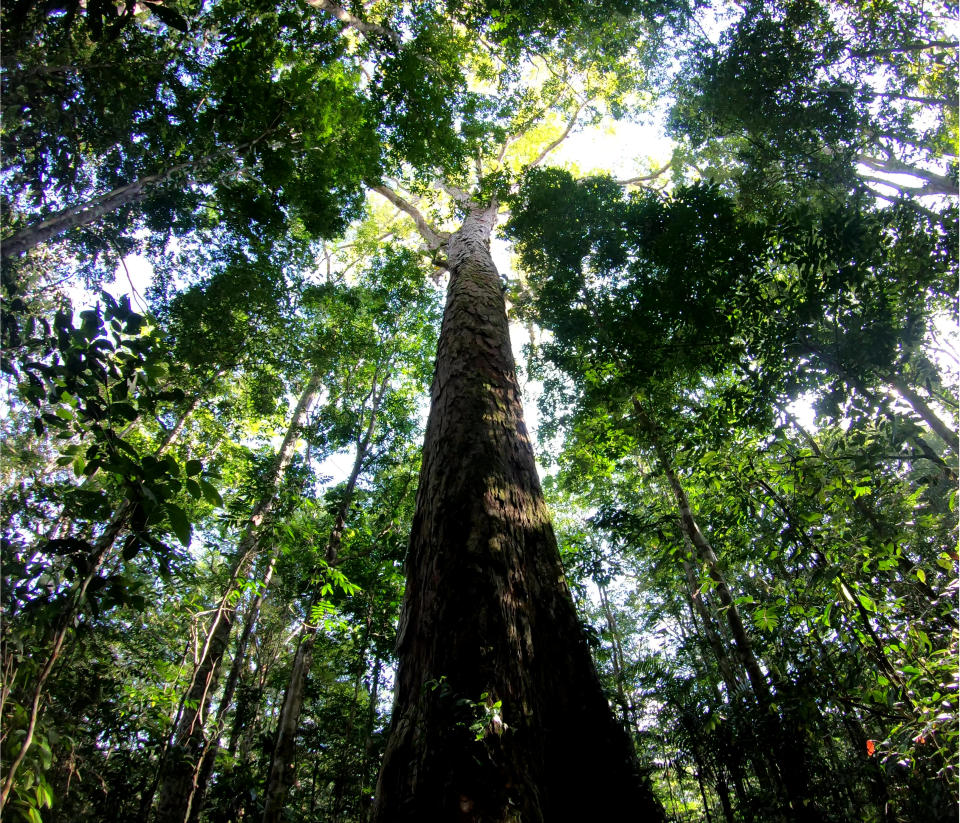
[1,0,956,820]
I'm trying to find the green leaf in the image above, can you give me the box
[198,479,223,507]
[165,503,192,547]
[110,402,138,422]
[752,607,779,632]
[36,782,53,809]
[915,568,926,584]
[185,459,202,477]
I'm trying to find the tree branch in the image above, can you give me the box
[856,153,956,193]
[441,183,473,208]
[615,158,674,187]
[304,0,402,48]
[371,185,448,251]
[847,40,959,59]
[857,171,956,199]
[529,102,585,168]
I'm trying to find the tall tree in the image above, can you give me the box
[369,192,663,822]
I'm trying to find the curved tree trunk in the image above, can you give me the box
[371,202,663,822]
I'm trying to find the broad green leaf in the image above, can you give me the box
[198,479,223,507]
[165,503,192,547]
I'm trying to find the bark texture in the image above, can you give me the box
[371,203,662,822]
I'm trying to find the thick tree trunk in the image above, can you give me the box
[371,203,662,822]
[152,370,322,823]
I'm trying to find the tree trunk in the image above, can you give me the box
[597,583,635,731]
[639,407,769,706]
[682,556,742,695]
[638,403,822,823]
[261,375,383,823]
[371,202,663,822]
[1,136,272,259]
[187,550,279,823]
[152,370,322,823]
[886,373,956,448]
[359,654,383,811]
[0,390,205,813]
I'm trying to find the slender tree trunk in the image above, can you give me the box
[152,370,322,823]
[693,759,715,823]
[637,403,822,823]
[186,551,279,823]
[0,392,204,813]
[639,406,769,705]
[597,583,634,730]
[371,202,663,822]
[682,556,742,694]
[261,379,383,823]
[331,606,375,822]
[359,654,382,810]
[682,593,752,820]
[1,136,272,259]
[714,767,737,823]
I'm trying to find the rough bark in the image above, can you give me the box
[152,370,322,823]
[371,203,662,822]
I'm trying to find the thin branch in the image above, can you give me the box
[847,40,959,59]
[871,189,953,225]
[615,158,674,187]
[529,102,585,168]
